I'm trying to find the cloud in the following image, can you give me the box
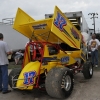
[0,0,100,31]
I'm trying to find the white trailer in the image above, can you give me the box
[0,22,28,51]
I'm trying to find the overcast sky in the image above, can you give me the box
[0,0,100,32]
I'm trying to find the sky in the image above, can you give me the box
[0,0,100,33]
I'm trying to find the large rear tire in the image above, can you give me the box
[45,67,74,99]
[9,68,22,89]
[82,61,93,79]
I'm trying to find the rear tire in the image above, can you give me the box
[9,68,22,89]
[45,67,74,99]
[82,61,93,79]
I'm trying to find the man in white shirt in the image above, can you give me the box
[0,33,12,94]
[89,34,100,67]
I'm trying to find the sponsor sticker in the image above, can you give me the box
[32,24,47,30]
[61,56,69,63]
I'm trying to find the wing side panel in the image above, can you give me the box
[51,6,81,49]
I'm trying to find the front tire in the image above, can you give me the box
[82,61,93,79]
[45,67,74,99]
[9,68,22,89]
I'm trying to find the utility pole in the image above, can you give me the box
[88,13,98,34]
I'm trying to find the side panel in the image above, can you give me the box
[57,51,76,65]
[51,6,81,49]
[66,50,86,62]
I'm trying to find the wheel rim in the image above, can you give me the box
[63,75,71,91]
[89,65,93,75]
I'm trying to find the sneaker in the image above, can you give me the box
[2,90,11,94]
[95,65,98,67]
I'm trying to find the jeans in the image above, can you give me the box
[91,50,98,65]
[0,64,8,92]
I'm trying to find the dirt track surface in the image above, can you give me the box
[0,69,100,100]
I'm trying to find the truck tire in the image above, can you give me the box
[82,61,93,79]
[9,68,22,89]
[45,67,74,99]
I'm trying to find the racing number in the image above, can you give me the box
[24,71,36,85]
[54,12,67,31]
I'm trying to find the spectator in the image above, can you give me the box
[89,34,100,67]
[0,33,12,94]
[14,50,24,65]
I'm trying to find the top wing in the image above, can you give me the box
[13,6,82,49]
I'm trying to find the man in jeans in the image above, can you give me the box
[0,33,12,94]
[89,34,100,67]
